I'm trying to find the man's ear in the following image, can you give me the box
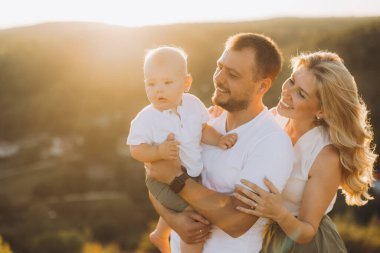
[258,78,272,95]
[184,74,192,92]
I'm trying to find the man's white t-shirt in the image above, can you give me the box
[127,93,209,176]
[170,107,293,253]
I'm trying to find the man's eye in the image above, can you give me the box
[164,81,173,85]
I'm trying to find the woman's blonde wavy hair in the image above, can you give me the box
[291,51,377,206]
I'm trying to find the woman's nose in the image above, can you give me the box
[214,69,224,83]
[281,85,291,98]
[281,87,292,97]
[281,80,292,94]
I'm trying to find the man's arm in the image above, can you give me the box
[147,159,258,238]
[149,192,211,244]
[147,133,293,237]
[179,177,259,237]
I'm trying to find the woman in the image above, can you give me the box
[233,51,377,253]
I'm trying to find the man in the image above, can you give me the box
[147,33,294,253]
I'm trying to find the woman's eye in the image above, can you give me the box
[229,72,238,78]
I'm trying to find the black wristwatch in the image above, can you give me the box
[169,167,191,193]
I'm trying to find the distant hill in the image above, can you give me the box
[0,17,380,253]
[0,17,379,141]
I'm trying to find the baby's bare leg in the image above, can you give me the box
[150,216,171,253]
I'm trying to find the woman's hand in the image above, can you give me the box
[233,178,288,223]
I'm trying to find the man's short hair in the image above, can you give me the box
[225,33,283,80]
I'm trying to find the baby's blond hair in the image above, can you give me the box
[144,46,188,76]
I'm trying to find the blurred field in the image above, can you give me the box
[0,17,379,253]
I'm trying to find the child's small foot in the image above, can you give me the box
[149,231,171,253]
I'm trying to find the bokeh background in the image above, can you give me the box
[0,1,380,252]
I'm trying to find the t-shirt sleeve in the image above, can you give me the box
[237,133,293,193]
[126,112,152,145]
[190,94,210,124]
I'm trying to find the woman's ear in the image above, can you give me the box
[316,111,324,120]
[184,74,192,92]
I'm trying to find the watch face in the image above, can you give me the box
[169,172,189,193]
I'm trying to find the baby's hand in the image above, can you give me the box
[158,133,180,160]
[218,133,237,149]
[208,105,224,118]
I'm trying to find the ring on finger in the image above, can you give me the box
[250,202,257,209]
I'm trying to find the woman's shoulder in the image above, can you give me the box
[310,144,341,177]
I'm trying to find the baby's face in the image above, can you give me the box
[144,61,188,111]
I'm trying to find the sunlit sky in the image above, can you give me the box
[1,0,380,29]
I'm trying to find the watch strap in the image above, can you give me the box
[169,168,190,193]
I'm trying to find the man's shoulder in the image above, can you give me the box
[183,93,205,106]
[254,112,292,148]
[256,110,286,133]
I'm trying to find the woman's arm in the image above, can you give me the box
[235,145,341,243]
[149,192,211,244]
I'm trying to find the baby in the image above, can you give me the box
[127,46,237,253]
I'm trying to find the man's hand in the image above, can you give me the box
[158,133,180,160]
[218,133,238,149]
[170,209,212,244]
[149,192,211,244]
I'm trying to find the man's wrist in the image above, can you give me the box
[169,166,190,193]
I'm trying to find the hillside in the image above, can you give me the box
[0,17,379,253]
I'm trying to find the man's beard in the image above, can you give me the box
[212,91,250,112]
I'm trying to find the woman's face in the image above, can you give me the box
[277,65,322,122]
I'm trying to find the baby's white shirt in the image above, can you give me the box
[127,93,209,176]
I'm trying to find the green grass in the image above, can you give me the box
[334,212,380,253]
